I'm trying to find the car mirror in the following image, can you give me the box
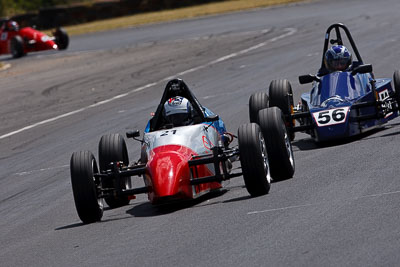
[126,130,140,139]
[351,64,373,75]
[299,74,320,84]
[205,115,219,122]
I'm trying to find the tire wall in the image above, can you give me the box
[10,0,229,29]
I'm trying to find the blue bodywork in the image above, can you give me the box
[300,71,397,142]
[292,23,400,142]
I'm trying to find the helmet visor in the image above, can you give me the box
[166,113,190,126]
[330,58,350,71]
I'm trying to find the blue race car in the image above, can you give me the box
[249,23,400,143]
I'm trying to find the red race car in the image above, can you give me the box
[69,79,295,224]
[0,19,69,58]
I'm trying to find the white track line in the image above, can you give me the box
[0,28,297,140]
[355,190,400,199]
[247,189,400,215]
[15,164,69,176]
[247,203,315,214]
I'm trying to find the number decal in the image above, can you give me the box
[160,130,177,137]
[317,111,330,124]
[312,107,350,127]
[1,32,7,41]
[378,89,393,118]
[332,109,345,121]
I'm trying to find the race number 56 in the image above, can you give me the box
[312,107,350,127]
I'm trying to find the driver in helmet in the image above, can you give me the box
[4,20,19,31]
[144,79,231,148]
[324,45,352,72]
[163,96,194,127]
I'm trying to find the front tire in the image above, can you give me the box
[258,107,295,181]
[238,123,271,197]
[269,79,295,140]
[10,35,24,58]
[99,134,131,208]
[70,151,103,224]
[54,27,69,50]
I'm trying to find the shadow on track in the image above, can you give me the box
[361,122,400,139]
[56,184,272,229]
[291,125,394,151]
[126,189,228,218]
[55,222,85,230]
[222,195,251,203]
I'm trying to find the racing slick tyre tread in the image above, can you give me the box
[99,134,131,208]
[54,28,69,50]
[70,151,103,224]
[269,79,295,141]
[238,123,271,197]
[393,70,400,108]
[10,35,24,58]
[249,92,269,123]
[258,107,295,180]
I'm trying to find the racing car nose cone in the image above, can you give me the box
[147,149,191,203]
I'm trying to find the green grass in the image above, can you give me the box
[53,0,305,36]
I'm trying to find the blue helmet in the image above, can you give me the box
[324,45,352,71]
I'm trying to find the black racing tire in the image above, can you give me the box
[238,123,271,197]
[269,79,295,140]
[258,107,295,181]
[10,35,24,58]
[70,151,103,224]
[249,92,269,123]
[393,70,400,108]
[54,27,69,50]
[99,134,131,208]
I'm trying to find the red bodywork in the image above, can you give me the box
[145,144,222,204]
[0,26,58,55]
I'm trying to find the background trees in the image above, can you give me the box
[0,0,87,16]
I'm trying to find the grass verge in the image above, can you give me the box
[56,0,305,36]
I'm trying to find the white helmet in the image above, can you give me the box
[163,96,193,126]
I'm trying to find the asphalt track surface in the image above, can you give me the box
[1,0,400,265]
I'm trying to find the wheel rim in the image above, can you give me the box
[92,159,103,209]
[283,128,294,168]
[259,133,271,183]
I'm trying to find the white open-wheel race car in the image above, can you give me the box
[70,79,295,224]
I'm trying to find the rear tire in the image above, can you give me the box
[54,27,69,50]
[70,151,103,224]
[258,107,295,181]
[249,92,269,123]
[99,134,131,208]
[238,123,271,197]
[269,79,295,140]
[393,70,400,108]
[10,35,24,58]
